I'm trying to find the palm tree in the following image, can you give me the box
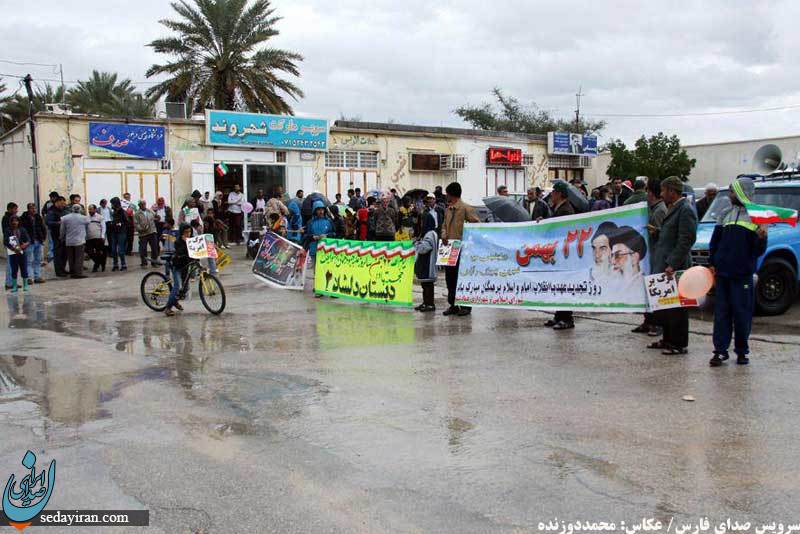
[0,83,67,132]
[145,0,304,114]
[67,70,138,115]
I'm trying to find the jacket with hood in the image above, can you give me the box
[286,199,304,242]
[709,177,767,278]
[305,201,333,255]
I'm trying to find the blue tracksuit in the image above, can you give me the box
[709,206,767,357]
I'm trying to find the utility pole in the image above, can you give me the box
[574,85,583,132]
[22,74,41,209]
[59,64,66,106]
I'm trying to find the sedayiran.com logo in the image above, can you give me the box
[2,450,56,531]
[2,450,149,530]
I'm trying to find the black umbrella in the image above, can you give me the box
[553,180,589,213]
[482,196,531,222]
[405,188,428,198]
[301,192,332,223]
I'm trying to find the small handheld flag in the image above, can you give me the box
[741,202,798,227]
[732,179,798,227]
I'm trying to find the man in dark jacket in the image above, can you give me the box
[650,176,697,354]
[695,183,718,221]
[522,187,550,221]
[708,177,767,366]
[547,181,576,330]
[20,203,48,283]
[45,196,68,277]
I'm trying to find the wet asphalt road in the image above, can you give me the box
[1,253,799,533]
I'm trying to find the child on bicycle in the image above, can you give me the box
[160,217,177,276]
[165,223,192,317]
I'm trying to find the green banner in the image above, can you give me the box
[314,238,416,306]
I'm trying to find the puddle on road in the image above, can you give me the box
[314,301,416,349]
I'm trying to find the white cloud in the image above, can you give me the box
[1,0,799,144]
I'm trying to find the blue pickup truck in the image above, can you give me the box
[691,176,800,315]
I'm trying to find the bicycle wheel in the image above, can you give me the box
[141,271,171,312]
[198,272,226,315]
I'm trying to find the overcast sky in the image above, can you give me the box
[1,0,799,146]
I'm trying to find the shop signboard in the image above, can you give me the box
[88,122,166,159]
[486,147,523,166]
[206,110,328,151]
[547,132,598,157]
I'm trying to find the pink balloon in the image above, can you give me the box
[678,266,714,299]
[242,201,254,214]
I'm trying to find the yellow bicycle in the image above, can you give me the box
[140,260,226,315]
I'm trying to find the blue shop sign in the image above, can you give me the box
[206,110,328,151]
[89,122,166,159]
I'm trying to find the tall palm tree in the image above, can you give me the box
[145,0,304,114]
[67,70,139,115]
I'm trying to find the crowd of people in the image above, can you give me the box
[3,173,766,366]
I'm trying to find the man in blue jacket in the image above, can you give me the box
[708,177,768,366]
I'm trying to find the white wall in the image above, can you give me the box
[0,125,35,211]
[455,138,531,205]
[685,136,800,188]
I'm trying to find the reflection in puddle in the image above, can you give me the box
[314,301,416,350]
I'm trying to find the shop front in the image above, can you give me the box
[199,110,328,234]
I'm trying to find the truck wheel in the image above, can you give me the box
[756,257,798,316]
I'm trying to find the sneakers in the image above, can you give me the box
[174,302,183,311]
[164,308,176,317]
[544,319,557,327]
[457,307,472,316]
[631,323,650,333]
[737,354,750,365]
[442,305,460,316]
[709,353,729,367]
[552,321,575,330]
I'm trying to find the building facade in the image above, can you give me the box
[1,114,557,214]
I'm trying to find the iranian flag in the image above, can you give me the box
[216,162,228,176]
[743,202,798,226]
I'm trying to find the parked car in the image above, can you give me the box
[691,176,800,315]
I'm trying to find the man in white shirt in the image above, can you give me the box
[227,184,244,244]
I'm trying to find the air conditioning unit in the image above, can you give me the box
[165,102,187,119]
[440,154,467,170]
[45,103,70,115]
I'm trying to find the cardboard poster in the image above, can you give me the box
[436,239,462,267]
[645,271,700,311]
[252,231,308,290]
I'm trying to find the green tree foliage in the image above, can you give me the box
[67,70,142,116]
[146,0,304,114]
[454,88,606,135]
[606,132,696,182]
[0,72,153,132]
[0,83,67,132]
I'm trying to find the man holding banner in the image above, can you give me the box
[441,182,479,316]
[548,182,577,330]
[649,176,697,355]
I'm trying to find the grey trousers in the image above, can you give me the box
[66,244,85,276]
